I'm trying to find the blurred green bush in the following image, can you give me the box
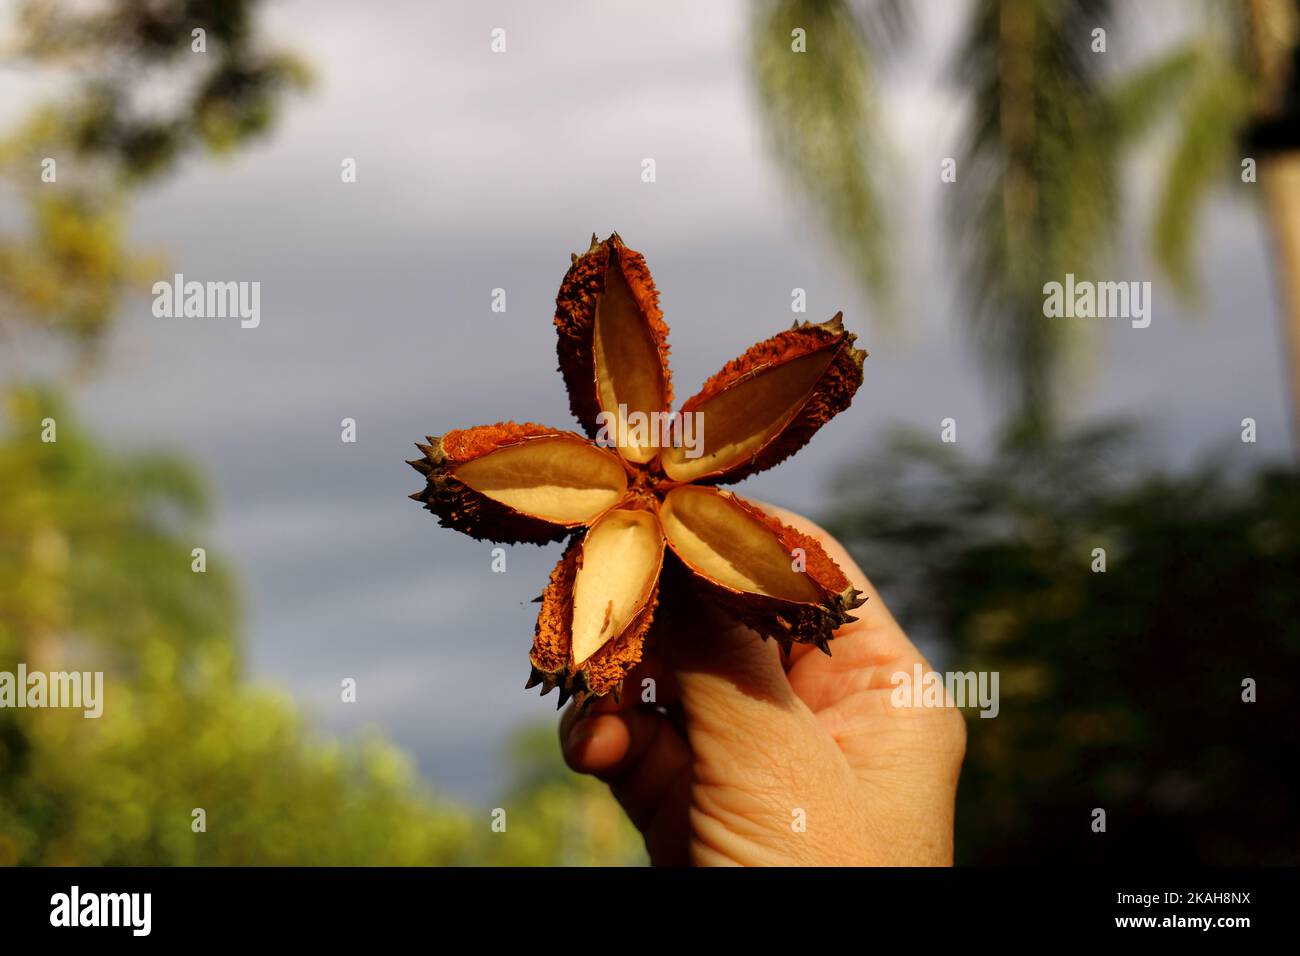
[826,422,1300,864]
[0,387,645,865]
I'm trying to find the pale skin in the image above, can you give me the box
[560,504,967,867]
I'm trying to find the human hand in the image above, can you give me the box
[560,503,966,866]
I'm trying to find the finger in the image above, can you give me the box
[557,648,682,772]
[561,704,691,836]
[606,711,690,838]
[620,650,681,709]
[561,709,633,774]
[561,699,676,783]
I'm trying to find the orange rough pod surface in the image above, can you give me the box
[554,234,673,435]
[440,421,560,462]
[529,537,658,708]
[729,494,855,596]
[411,232,868,708]
[409,423,583,545]
[682,314,866,484]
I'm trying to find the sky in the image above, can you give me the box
[4,0,1293,803]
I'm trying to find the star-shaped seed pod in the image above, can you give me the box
[409,233,868,710]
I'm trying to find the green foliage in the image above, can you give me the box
[2,663,481,866]
[0,388,231,661]
[750,0,900,314]
[1,0,310,348]
[14,0,313,179]
[0,386,459,864]
[1149,44,1252,300]
[1105,3,1266,303]
[748,1,1275,426]
[1107,43,1203,143]
[0,138,155,349]
[826,424,1300,863]
[0,2,635,867]
[950,0,1120,425]
[0,387,644,866]
[753,0,1137,420]
[481,725,646,867]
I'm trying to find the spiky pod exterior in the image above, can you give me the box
[682,313,866,484]
[407,423,581,545]
[554,233,672,435]
[527,536,660,710]
[682,577,863,653]
[409,232,870,708]
[673,493,865,653]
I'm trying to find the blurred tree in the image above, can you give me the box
[752,0,1128,430]
[0,0,631,867]
[1,0,311,351]
[0,327,641,868]
[750,0,906,316]
[1141,0,1300,449]
[948,0,1119,433]
[758,0,1300,865]
[483,725,646,867]
[825,423,1300,863]
[750,0,1300,442]
[13,0,313,172]
[0,388,478,864]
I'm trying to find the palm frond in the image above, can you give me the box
[750,0,900,315]
[949,0,1119,425]
[1108,42,1203,143]
[1151,56,1251,300]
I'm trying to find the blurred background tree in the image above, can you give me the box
[753,0,1300,863]
[0,0,644,866]
[1,0,312,351]
[752,0,1300,440]
[824,425,1300,863]
[5,0,1295,868]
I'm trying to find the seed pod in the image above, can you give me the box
[411,231,870,707]
[408,422,629,544]
[554,233,672,463]
[659,486,864,649]
[660,313,866,484]
[528,507,664,708]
